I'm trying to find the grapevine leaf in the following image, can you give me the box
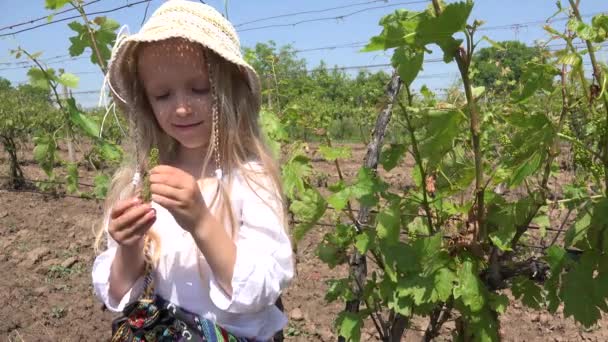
[67,98,99,137]
[58,73,79,88]
[45,0,71,10]
[325,279,354,303]
[512,63,560,103]
[392,47,424,86]
[511,276,543,309]
[488,293,509,315]
[561,252,606,327]
[318,145,352,161]
[291,187,327,242]
[354,230,375,254]
[281,154,312,198]
[454,257,485,312]
[66,162,79,194]
[93,173,110,198]
[380,143,407,172]
[362,10,420,51]
[376,204,401,244]
[336,312,362,342]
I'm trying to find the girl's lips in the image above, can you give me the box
[173,121,203,128]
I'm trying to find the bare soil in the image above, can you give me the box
[1,143,607,341]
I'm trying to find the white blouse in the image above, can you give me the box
[92,165,294,340]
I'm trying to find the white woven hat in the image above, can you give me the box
[106,0,261,108]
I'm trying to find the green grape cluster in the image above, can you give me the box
[573,143,592,170]
[142,147,159,202]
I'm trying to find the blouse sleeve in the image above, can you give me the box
[91,215,145,312]
[209,172,295,313]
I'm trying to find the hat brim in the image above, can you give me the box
[107,29,261,109]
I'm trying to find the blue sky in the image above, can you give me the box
[0,0,606,107]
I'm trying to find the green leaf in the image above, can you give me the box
[487,195,539,251]
[587,199,608,251]
[416,1,473,62]
[66,162,79,194]
[33,135,57,177]
[472,86,486,99]
[362,10,420,51]
[509,151,542,187]
[488,293,509,314]
[454,257,485,312]
[561,252,606,327]
[67,98,99,137]
[281,154,312,198]
[354,230,374,254]
[99,142,122,162]
[318,145,352,161]
[58,73,79,88]
[327,187,352,211]
[317,242,344,269]
[417,109,465,165]
[325,279,353,303]
[290,187,327,242]
[397,267,456,305]
[480,35,505,50]
[93,173,110,198]
[556,50,583,67]
[544,246,568,312]
[259,110,287,159]
[512,63,560,103]
[380,143,407,172]
[336,312,362,342]
[27,68,53,90]
[533,214,550,238]
[512,276,543,309]
[69,35,87,57]
[45,0,71,10]
[377,205,401,244]
[564,212,591,248]
[392,47,424,86]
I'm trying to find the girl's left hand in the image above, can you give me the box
[149,165,208,233]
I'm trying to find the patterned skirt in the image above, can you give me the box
[111,295,254,342]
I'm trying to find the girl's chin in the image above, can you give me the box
[174,140,209,151]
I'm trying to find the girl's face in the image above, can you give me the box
[137,39,213,152]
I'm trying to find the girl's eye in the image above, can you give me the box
[155,93,170,101]
[192,88,209,95]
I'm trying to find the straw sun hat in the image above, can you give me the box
[106,0,261,108]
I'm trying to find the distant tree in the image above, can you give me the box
[472,41,545,92]
[0,78,56,188]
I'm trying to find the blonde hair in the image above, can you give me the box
[94,40,287,264]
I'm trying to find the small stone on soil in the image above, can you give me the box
[61,256,78,269]
[290,307,304,321]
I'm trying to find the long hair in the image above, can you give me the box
[94,41,286,265]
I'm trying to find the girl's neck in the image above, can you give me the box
[173,145,214,180]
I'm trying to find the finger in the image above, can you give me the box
[113,203,153,231]
[112,209,156,244]
[110,197,142,219]
[150,183,185,202]
[118,223,153,247]
[118,210,156,241]
[151,193,182,210]
[150,165,183,177]
[149,172,184,189]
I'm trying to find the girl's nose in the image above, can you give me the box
[175,94,192,116]
[176,104,191,116]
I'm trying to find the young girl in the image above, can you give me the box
[92,1,294,340]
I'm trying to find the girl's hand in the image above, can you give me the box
[149,165,208,233]
[108,197,156,248]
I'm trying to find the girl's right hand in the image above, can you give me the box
[108,197,156,248]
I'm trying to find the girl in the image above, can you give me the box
[92,1,294,340]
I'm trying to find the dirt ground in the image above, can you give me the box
[1,143,607,341]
